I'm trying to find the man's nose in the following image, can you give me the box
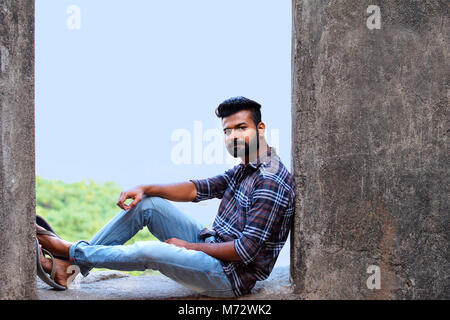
[226,129,239,141]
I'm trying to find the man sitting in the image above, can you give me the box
[37,96,296,298]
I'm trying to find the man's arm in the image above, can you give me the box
[139,182,197,202]
[116,181,197,210]
[165,238,242,262]
[118,165,239,210]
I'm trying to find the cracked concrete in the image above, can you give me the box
[37,267,298,300]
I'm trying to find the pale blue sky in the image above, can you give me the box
[36,0,292,187]
[35,1,292,265]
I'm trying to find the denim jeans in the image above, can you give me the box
[68,195,235,298]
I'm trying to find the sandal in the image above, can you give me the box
[36,215,68,261]
[36,214,61,239]
[35,239,67,290]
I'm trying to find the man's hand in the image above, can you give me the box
[165,237,242,262]
[116,187,144,211]
[165,238,192,250]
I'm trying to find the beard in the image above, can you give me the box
[226,129,260,160]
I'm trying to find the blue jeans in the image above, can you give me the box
[68,195,235,298]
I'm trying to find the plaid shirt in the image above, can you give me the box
[189,146,296,296]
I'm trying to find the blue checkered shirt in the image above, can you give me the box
[189,147,296,296]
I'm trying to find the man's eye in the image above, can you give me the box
[224,127,246,135]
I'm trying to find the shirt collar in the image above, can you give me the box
[241,146,277,169]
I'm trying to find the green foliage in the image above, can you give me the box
[36,175,158,276]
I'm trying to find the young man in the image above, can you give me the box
[37,96,296,297]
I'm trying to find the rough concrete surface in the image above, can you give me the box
[37,267,296,300]
[291,0,449,299]
[0,0,36,299]
[1,0,449,301]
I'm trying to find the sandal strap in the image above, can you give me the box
[41,248,57,280]
[37,228,59,238]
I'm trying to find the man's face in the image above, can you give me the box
[222,110,262,161]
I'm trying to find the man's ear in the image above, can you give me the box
[257,122,266,136]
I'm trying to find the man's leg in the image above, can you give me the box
[39,195,234,297]
[69,240,235,298]
[67,195,234,297]
[77,195,206,276]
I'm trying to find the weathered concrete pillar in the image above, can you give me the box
[291,0,448,299]
[0,0,36,299]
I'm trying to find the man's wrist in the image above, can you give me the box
[187,242,198,251]
[137,184,151,195]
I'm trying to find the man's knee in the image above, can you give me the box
[130,196,168,221]
[139,195,167,210]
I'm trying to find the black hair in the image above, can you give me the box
[215,96,262,127]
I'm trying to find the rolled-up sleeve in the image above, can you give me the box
[234,176,289,265]
[189,165,238,203]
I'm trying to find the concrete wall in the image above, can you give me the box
[0,0,448,300]
[0,0,36,299]
[291,0,448,299]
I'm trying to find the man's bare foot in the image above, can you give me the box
[39,244,74,288]
[39,244,53,271]
[36,224,72,258]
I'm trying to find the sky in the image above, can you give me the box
[35,0,292,266]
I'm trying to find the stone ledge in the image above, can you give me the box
[37,266,300,300]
